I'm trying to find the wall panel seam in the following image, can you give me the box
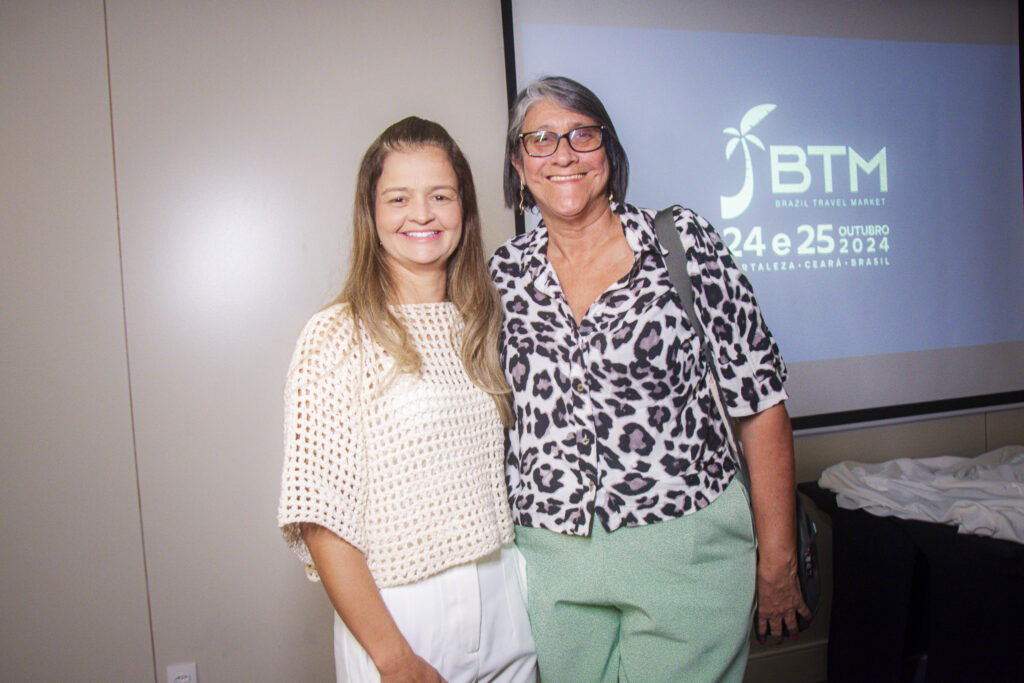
[102,1,158,679]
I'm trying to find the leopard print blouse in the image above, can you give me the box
[489,202,788,535]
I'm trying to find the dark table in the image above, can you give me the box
[799,481,1024,683]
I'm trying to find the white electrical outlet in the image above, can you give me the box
[167,662,198,683]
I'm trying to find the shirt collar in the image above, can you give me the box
[518,201,666,291]
[614,201,664,257]
[520,221,553,294]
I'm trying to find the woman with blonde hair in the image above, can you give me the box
[278,116,537,683]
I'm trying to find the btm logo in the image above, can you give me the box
[720,104,888,219]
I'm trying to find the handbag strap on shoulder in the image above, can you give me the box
[652,206,750,489]
[653,207,702,347]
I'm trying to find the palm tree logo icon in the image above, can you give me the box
[720,104,776,220]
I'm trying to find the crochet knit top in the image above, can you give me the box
[277,302,514,588]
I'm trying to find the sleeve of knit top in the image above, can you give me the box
[277,306,367,580]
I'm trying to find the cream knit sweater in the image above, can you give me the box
[277,302,514,588]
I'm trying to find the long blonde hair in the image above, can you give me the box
[334,116,511,426]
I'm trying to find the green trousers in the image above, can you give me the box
[515,479,756,683]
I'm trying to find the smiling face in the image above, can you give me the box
[513,98,611,228]
[374,145,462,294]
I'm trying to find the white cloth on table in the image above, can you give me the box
[818,445,1024,543]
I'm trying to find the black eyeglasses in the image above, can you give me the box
[518,126,605,157]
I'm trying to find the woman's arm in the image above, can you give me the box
[300,524,445,682]
[736,402,812,643]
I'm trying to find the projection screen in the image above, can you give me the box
[502,0,1024,430]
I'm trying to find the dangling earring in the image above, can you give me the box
[608,190,614,204]
[518,182,527,214]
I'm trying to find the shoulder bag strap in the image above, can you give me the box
[653,207,750,490]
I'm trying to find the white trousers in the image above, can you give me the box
[333,544,537,682]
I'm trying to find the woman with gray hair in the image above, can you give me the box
[489,76,809,681]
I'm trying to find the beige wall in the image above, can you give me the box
[0,2,154,681]
[1,2,1021,682]
[794,408,1024,484]
[2,1,508,681]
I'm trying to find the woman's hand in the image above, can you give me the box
[736,403,812,643]
[755,552,812,642]
[378,652,447,683]
[300,524,445,680]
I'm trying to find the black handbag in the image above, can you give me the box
[653,206,821,632]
